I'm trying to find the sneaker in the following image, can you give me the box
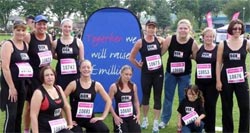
[152,121,159,133]
[158,121,167,129]
[141,118,148,129]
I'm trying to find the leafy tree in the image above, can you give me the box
[0,0,21,31]
[223,0,250,22]
[153,0,171,30]
[21,0,51,17]
[123,0,154,20]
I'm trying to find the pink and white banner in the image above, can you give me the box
[206,12,213,28]
[232,12,240,20]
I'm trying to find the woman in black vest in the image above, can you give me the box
[195,27,218,132]
[64,60,111,133]
[216,19,250,132]
[0,20,32,132]
[109,65,141,133]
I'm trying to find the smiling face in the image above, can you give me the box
[13,26,27,41]
[186,89,198,102]
[177,23,190,38]
[145,25,157,36]
[203,29,215,45]
[35,21,48,34]
[61,19,73,36]
[232,24,243,37]
[80,60,92,77]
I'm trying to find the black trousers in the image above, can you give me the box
[196,82,219,133]
[141,72,164,110]
[220,80,249,133]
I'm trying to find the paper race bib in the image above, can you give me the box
[146,54,162,71]
[118,102,133,118]
[226,67,245,83]
[182,111,199,125]
[76,102,93,118]
[38,51,52,67]
[60,59,77,75]
[170,62,185,73]
[197,63,212,79]
[48,118,67,133]
[15,62,33,77]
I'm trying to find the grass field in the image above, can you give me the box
[0,35,249,133]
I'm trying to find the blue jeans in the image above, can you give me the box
[161,72,191,123]
[181,121,205,133]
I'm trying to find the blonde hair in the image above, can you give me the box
[201,27,215,38]
[60,18,73,26]
[177,19,194,38]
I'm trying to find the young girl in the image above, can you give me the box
[177,85,205,133]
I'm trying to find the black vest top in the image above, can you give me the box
[8,40,30,81]
[38,85,64,132]
[55,38,79,75]
[139,37,163,74]
[28,33,52,78]
[70,80,96,120]
[166,35,193,76]
[195,45,217,84]
[114,84,136,118]
[221,40,247,83]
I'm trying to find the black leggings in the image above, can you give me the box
[141,72,164,110]
[113,117,141,133]
[75,119,109,133]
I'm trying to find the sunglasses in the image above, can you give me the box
[232,27,242,31]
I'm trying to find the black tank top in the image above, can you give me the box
[70,80,96,119]
[55,38,79,75]
[139,37,163,74]
[221,40,247,83]
[166,35,193,76]
[8,40,30,81]
[28,33,52,78]
[114,84,136,118]
[195,45,217,84]
[38,85,64,132]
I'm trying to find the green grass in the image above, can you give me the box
[0,34,249,132]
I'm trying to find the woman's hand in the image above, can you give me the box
[90,117,103,123]
[245,72,250,78]
[114,115,123,126]
[216,80,222,92]
[8,87,17,102]
[133,114,140,124]
[195,118,201,127]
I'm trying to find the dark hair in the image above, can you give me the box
[116,65,134,90]
[39,66,57,84]
[185,85,205,107]
[26,15,34,20]
[227,19,245,35]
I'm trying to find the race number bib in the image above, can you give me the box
[146,54,162,71]
[226,67,245,83]
[48,118,67,133]
[60,59,77,75]
[76,102,94,118]
[197,63,212,79]
[182,111,199,125]
[38,51,52,67]
[15,62,33,77]
[118,102,133,118]
[170,62,185,73]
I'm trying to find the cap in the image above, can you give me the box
[34,15,48,23]
[13,19,27,29]
[146,20,157,27]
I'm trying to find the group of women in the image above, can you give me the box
[0,14,249,133]
[129,19,249,133]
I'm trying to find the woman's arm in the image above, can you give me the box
[93,82,112,121]
[76,38,84,62]
[64,80,77,97]
[108,83,123,125]
[51,39,58,59]
[216,41,224,91]
[30,89,43,133]
[133,84,140,124]
[1,41,17,102]
[161,36,171,55]
[58,86,73,129]
[129,39,143,69]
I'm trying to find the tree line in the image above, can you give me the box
[0,0,249,32]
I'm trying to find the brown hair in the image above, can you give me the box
[116,65,134,90]
[39,66,57,84]
[227,19,245,35]
[185,85,205,107]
